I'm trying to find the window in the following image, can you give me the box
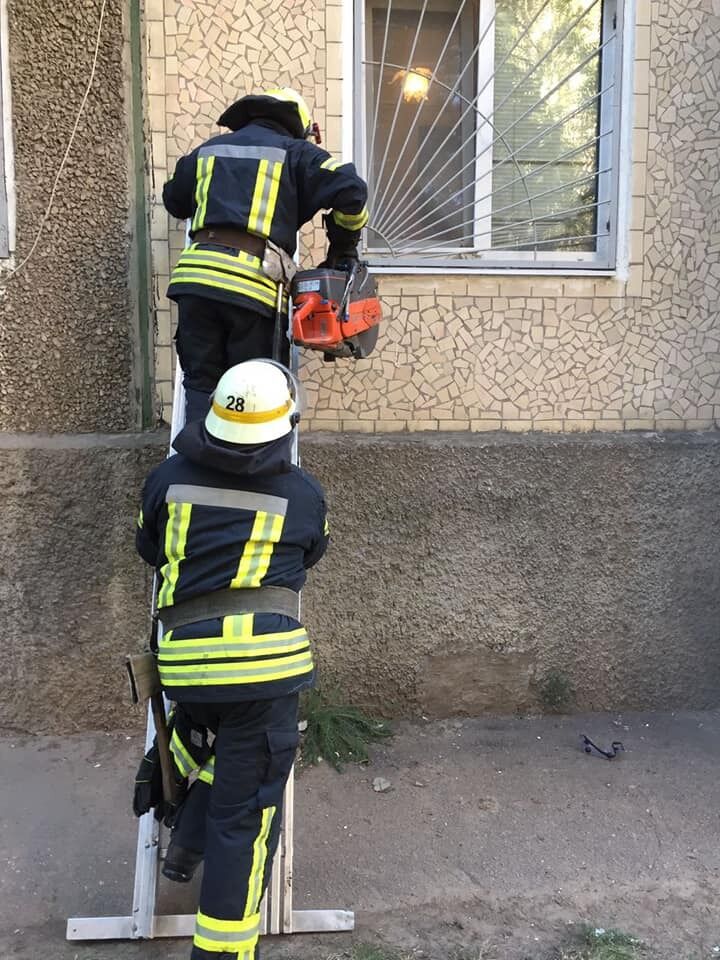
[355,0,623,270]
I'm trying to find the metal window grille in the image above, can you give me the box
[354,0,624,270]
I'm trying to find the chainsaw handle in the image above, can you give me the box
[292,292,323,326]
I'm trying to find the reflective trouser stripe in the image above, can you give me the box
[230,511,285,588]
[137,508,143,529]
[332,205,369,230]
[192,155,215,231]
[158,502,192,607]
[170,728,196,778]
[168,269,277,308]
[193,908,260,954]
[244,806,276,916]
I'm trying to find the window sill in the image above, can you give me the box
[368,264,619,278]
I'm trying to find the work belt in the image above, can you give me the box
[193,227,266,256]
[157,586,300,631]
[193,228,297,284]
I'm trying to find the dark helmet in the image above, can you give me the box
[218,86,313,140]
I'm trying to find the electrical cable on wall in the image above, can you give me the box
[0,0,107,284]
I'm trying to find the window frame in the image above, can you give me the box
[352,0,632,275]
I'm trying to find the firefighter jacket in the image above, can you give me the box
[136,422,329,703]
[163,119,369,316]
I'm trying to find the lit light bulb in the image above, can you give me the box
[391,67,432,103]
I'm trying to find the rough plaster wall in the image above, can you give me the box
[1,0,136,432]
[0,435,166,734]
[148,0,720,432]
[3,432,717,734]
[301,432,720,718]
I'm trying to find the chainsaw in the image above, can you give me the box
[290,262,382,360]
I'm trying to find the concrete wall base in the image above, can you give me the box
[2,431,718,733]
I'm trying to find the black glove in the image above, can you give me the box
[133,738,190,827]
[321,213,360,269]
[133,741,164,819]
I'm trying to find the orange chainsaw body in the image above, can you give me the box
[291,266,382,359]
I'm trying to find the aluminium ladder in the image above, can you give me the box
[67,298,354,943]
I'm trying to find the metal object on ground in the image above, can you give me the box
[581,734,625,760]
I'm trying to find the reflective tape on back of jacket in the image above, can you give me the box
[163,121,369,314]
[136,430,329,702]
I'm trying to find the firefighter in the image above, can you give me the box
[135,359,329,960]
[163,86,369,421]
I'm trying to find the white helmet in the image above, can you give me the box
[205,360,298,445]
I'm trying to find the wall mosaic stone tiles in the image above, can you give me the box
[146,0,720,433]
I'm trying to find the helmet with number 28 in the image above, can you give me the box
[205,360,298,446]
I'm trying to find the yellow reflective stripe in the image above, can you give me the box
[231,511,285,588]
[320,157,343,171]
[194,908,260,952]
[192,155,215,230]
[323,517,330,536]
[198,755,215,785]
[211,397,291,425]
[332,206,369,230]
[159,635,310,662]
[197,909,258,932]
[248,158,269,234]
[137,509,144,529]
[169,270,277,307]
[262,160,283,235]
[176,253,274,287]
[159,654,314,686]
[157,502,192,607]
[170,728,196,778]
[245,806,276,916]
[247,159,283,236]
[160,626,307,649]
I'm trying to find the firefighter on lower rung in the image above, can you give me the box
[134,359,329,960]
[163,86,369,421]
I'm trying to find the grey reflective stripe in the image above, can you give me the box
[194,921,258,944]
[159,636,309,657]
[198,145,286,163]
[166,485,288,516]
[160,655,314,682]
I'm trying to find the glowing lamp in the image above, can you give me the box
[391,67,432,103]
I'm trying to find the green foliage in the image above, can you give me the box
[538,669,576,712]
[556,927,645,960]
[300,691,393,772]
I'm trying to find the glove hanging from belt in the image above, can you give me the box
[133,706,213,826]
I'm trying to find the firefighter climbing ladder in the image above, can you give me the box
[67,302,354,943]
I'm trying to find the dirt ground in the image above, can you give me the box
[1,711,718,960]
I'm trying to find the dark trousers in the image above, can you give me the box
[172,695,299,960]
[175,295,290,422]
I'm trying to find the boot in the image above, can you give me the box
[162,839,204,883]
